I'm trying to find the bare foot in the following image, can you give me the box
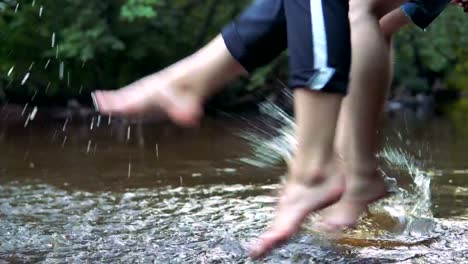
[92,72,203,127]
[316,164,390,232]
[248,159,346,259]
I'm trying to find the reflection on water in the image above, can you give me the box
[1,98,468,263]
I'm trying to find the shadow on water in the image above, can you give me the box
[0,97,468,263]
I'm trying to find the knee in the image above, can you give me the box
[349,1,373,25]
[379,21,396,44]
[349,0,388,24]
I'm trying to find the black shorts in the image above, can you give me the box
[222,0,351,94]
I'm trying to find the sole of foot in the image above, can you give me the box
[91,84,203,128]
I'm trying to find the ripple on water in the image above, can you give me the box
[1,182,467,263]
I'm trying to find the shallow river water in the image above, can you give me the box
[0,99,467,263]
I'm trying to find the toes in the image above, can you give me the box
[92,90,121,114]
[91,86,202,126]
[249,227,295,259]
[248,182,346,258]
[249,205,307,258]
[91,90,138,116]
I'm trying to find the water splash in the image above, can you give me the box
[238,90,295,168]
[237,88,434,239]
[377,147,434,238]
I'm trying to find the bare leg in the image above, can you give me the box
[249,89,346,258]
[92,35,247,127]
[320,6,411,230]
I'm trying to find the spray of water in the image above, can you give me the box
[238,89,296,168]
[237,88,434,239]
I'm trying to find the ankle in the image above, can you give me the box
[335,151,378,175]
[154,68,207,105]
[289,167,326,186]
[288,156,336,186]
[345,158,379,177]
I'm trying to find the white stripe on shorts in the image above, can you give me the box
[310,0,327,68]
[309,0,335,90]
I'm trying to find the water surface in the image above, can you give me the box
[1,103,467,263]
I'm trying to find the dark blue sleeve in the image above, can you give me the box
[402,0,451,29]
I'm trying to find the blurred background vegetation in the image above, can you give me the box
[0,0,467,108]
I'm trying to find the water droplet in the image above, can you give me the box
[30,106,38,120]
[67,71,70,87]
[24,113,31,127]
[156,143,159,160]
[128,162,132,178]
[45,82,51,93]
[51,130,58,141]
[44,59,50,69]
[21,72,30,85]
[31,89,38,101]
[61,136,68,148]
[93,143,98,155]
[127,126,131,141]
[51,33,56,48]
[7,66,14,77]
[62,118,69,131]
[87,140,92,154]
[39,6,43,17]
[14,3,19,13]
[21,103,28,116]
[59,62,64,80]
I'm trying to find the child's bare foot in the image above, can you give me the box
[92,35,247,127]
[248,158,346,259]
[316,162,390,231]
[92,72,203,127]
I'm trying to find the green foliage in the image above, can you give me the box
[121,0,159,21]
[1,1,467,106]
[0,0,249,104]
[393,6,468,93]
